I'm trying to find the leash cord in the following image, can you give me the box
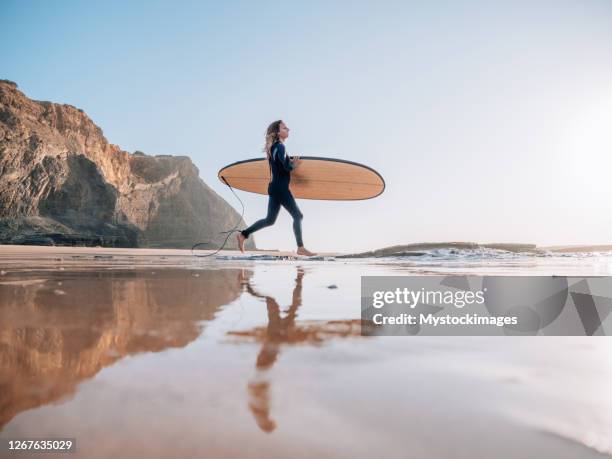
[191,176,245,258]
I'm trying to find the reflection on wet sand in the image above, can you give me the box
[0,268,247,429]
[229,267,362,432]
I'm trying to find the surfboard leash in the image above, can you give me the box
[190,176,246,258]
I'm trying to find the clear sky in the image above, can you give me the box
[2,0,611,252]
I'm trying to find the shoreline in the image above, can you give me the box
[1,242,611,260]
[0,244,342,259]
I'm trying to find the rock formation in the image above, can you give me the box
[0,79,254,249]
[338,242,539,258]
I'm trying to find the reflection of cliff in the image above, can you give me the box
[229,267,361,433]
[0,268,247,429]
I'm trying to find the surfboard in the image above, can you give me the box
[217,157,385,200]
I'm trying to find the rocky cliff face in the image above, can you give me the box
[0,80,254,249]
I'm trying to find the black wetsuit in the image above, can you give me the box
[241,141,304,247]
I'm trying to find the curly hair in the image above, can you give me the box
[263,120,283,159]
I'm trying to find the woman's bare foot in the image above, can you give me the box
[297,246,316,257]
[237,233,246,253]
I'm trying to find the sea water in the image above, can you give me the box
[0,249,611,458]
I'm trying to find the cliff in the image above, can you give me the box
[0,79,254,249]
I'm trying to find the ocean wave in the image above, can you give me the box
[385,248,528,261]
[339,243,612,261]
[540,425,612,457]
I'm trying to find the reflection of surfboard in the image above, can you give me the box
[218,156,385,200]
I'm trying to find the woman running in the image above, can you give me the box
[237,120,316,256]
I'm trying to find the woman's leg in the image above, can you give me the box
[279,189,304,247]
[240,194,281,240]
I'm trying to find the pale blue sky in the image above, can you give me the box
[2,0,611,251]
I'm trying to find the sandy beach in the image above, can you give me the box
[1,245,611,458]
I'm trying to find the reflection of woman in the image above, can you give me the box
[234,267,362,433]
[246,267,303,368]
[237,120,316,256]
[243,267,304,433]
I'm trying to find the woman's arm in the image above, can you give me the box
[274,143,295,172]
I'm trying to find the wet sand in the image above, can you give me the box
[1,246,611,458]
